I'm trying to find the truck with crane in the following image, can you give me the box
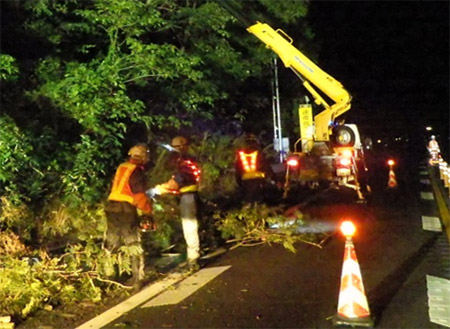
[218,1,371,200]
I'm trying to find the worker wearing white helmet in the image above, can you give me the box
[151,136,202,272]
[428,135,440,152]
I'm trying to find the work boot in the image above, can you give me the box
[124,275,146,292]
[131,255,145,280]
[188,260,200,272]
[178,259,200,274]
[132,279,145,292]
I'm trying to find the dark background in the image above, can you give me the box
[307,1,449,157]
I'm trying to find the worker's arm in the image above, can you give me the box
[129,168,152,214]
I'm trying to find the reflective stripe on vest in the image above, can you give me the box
[239,151,265,180]
[242,171,266,180]
[180,184,198,193]
[108,162,136,205]
[239,151,257,172]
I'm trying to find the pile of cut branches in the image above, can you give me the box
[214,203,332,253]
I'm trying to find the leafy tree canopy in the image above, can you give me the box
[1,0,311,207]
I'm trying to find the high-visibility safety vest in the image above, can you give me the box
[108,162,151,214]
[238,151,266,180]
[178,159,201,194]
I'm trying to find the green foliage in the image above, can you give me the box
[193,134,239,199]
[0,54,19,81]
[76,0,166,35]
[259,0,308,24]
[143,196,182,255]
[0,116,43,240]
[25,0,236,204]
[0,197,35,242]
[0,224,150,320]
[7,0,313,208]
[40,201,106,243]
[31,58,145,202]
[0,116,39,195]
[214,203,323,253]
[0,248,104,319]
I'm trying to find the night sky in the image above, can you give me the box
[307,1,449,145]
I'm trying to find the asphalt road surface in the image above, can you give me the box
[77,147,450,329]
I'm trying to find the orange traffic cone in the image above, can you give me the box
[333,238,374,327]
[387,168,398,188]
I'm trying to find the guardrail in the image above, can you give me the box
[429,158,450,244]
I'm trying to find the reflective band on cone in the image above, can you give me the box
[333,239,374,327]
[387,169,398,188]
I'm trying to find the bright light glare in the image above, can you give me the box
[426,126,433,131]
[287,158,299,167]
[377,139,382,144]
[342,149,353,158]
[340,220,356,237]
[338,158,351,166]
[387,159,395,166]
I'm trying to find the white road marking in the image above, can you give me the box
[420,170,429,175]
[142,266,231,307]
[421,192,435,200]
[75,272,186,329]
[427,275,450,327]
[421,216,442,232]
[420,178,431,185]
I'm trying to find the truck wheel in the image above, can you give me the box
[332,126,355,147]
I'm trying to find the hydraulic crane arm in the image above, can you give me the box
[247,22,352,141]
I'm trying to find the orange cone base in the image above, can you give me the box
[387,182,397,189]
[332,313,374,327]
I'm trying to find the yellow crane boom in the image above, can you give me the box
[247,22,352,141]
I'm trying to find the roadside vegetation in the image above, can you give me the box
[0,0,320,324]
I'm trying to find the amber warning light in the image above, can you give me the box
[340,220,356,238]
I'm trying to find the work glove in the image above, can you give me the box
[146,179,179,197]
[139,215,157,232]
[146,185,170,197]
[146,188,158,198]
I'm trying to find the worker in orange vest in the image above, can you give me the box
[235,133,274,203]
[105,143,154,289]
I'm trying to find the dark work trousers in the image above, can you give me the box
[105,201,144,283]
[240,178,265,203]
